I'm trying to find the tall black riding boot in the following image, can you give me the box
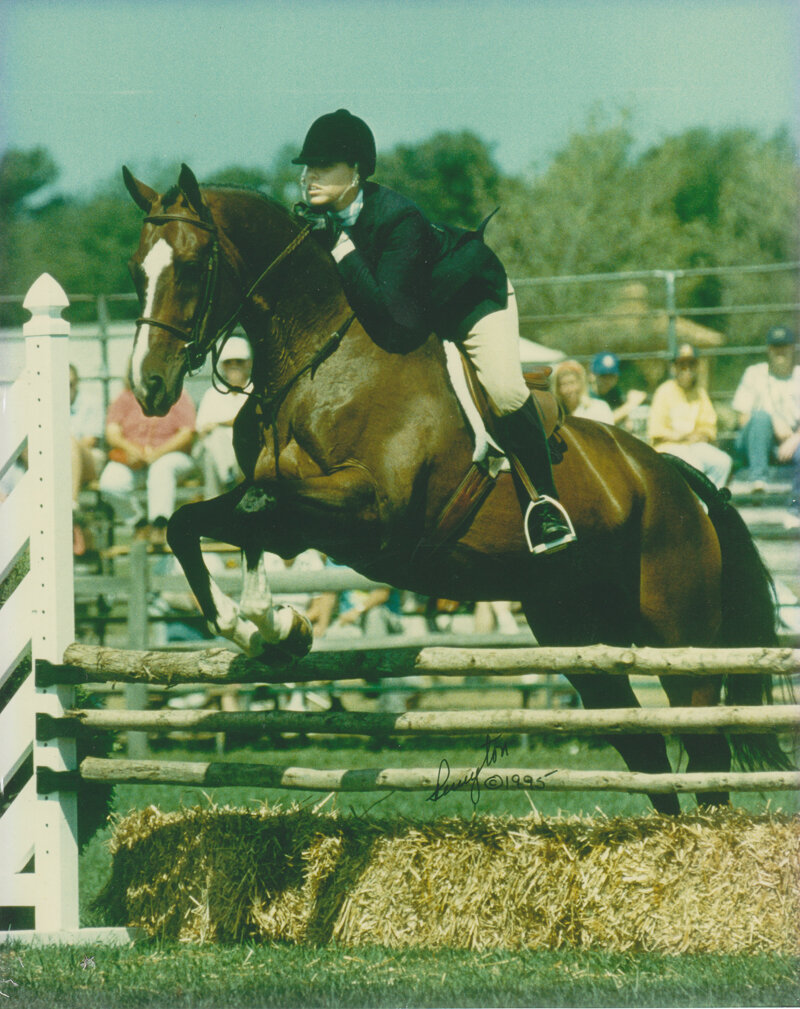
[494,397,576,555]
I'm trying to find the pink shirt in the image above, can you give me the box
[106,388,196,451]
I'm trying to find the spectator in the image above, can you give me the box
[195,336,253,494]
[98,375,197,544]
[647,344,732,489]
[69,364,105,509]
[732,326,800,522]
[553,360,614,423]
[590,352,647,431]
[473,600,520,635]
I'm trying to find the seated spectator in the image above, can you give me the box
[590,352,647,431]
[553,360,614,423]
[647,344,732,489]
[473,600,520,635]
[69,364,105,509]
[732,325,800,523]
[195,337,253,494]
[98,375,197,544]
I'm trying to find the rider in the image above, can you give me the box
[292,108,575,555]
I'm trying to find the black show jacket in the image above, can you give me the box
[333,182,508,353]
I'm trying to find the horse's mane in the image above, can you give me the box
[161,180,295,223]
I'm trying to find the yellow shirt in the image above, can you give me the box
[647,379,717,445]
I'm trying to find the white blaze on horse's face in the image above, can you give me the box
[131,238,174,394]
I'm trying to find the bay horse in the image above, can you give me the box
[122,163,787,814]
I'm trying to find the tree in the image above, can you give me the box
[0,147,60,219]
[377,131,503,227]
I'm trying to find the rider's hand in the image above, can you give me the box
[293,201,327,230]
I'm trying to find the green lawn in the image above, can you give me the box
[2,943,797,1008]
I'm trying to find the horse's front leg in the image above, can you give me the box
[238,549,313,658]
[166,489,299,659]
[165,490,256,653]
[167,464,379,661]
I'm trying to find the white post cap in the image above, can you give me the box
[23,273,70,336]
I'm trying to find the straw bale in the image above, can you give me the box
[96,805,799,952]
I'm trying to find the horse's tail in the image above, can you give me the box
[662,454,794,771]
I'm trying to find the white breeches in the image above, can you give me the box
[98,452,197,522]
[459,281,530,416]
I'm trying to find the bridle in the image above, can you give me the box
[136,210,314,373]
[135,205,356,472]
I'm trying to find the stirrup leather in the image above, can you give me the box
[523,495,577,555]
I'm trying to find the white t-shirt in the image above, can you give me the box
[196,386,251,431]
[732,363,800,432]
[572,397,614,424]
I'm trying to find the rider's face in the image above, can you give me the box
[302,162,359,211]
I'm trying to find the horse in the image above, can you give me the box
[122,163,788,815]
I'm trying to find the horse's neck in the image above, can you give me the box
[214,193,351,388]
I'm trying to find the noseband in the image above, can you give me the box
[136,211,312,373]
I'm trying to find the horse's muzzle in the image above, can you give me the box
[137,373,172,417]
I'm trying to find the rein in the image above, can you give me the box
[257,312,356,473]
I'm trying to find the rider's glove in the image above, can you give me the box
[331,230,356,263]
[293,203,341,250]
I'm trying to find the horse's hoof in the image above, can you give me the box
[279,611,314,658]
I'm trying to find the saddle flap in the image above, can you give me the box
[460,356,561,440]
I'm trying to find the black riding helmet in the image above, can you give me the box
[292,109,376,178]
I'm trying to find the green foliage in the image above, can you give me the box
[0,147,59,218]
[1,114,797,341]
[376,130,503,227]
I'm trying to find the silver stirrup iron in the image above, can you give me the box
[523,495,577,555]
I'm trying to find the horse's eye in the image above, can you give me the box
[177,260,201,283]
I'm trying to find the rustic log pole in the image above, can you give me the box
[50,642,800,687]
[75,757,800,794]
[50,643,416,685]
[416,645,800,678]
[42,704,800,738]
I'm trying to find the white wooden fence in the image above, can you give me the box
[0,275,131,943]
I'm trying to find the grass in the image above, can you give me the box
[2,943,798,1008]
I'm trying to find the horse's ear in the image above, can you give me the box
[122,166,157,213]
[178,163,205,215]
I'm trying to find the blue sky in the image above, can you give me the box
[1,0,797,197]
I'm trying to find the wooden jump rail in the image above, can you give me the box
[35,640,800,797]
[38,758,800,797]
[38,703,800,738]
[42,641,800,687]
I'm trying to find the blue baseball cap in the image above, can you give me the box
[591,352,620,376]
[766,325,795,346]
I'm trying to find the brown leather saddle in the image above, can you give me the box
[413,357,564,564]
[464,361,562,443]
